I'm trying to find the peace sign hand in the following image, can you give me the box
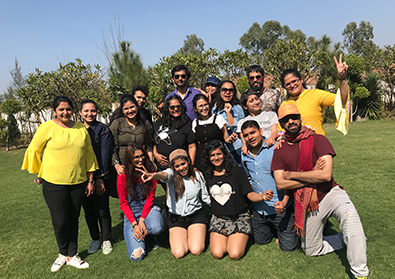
[333,53,348,80]
[135,165,154,183]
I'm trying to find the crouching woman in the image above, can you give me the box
[139,149,211,258]
[117,143,164,261]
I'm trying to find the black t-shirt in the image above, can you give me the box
[205,166,252,216]
[153,118,196,167]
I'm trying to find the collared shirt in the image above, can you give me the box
[166,86,201,121]
[242,139,285,215]
[162,168,211,217]
[86,120,114,179]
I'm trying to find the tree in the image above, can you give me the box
[0,99,21,151]
[263,38,318,87]
[374,45,395,111]
[239,20,306,61]
[108,41,149,101]
[216,49,251,80]
[2,58,25,101]
[177,34,205,55]
[342,21,378,70]
[17,59,111,123]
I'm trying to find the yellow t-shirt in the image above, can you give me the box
[280,89,335,135]
[21,120,98,185]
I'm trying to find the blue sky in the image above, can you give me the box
[1,0,394,94]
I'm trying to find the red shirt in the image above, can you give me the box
[117,174,157,223]
[271,134,340,202]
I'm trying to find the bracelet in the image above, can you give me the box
[132,223,138,228]
[89,180,95,184]
[338,76,346,81]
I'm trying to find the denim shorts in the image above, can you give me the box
[168,209,208,229]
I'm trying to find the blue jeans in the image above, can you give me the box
[123,201,163,261]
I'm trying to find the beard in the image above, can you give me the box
[284,122,302,136]
[249,81,263,91]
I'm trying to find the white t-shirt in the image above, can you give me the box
[192,114,227,133]
[236,111,278,139]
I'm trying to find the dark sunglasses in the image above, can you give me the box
[221,87,234,93]
[174,74,187,80]
[280,114,300,124]
[248,75,262,82]
[169,104,182,110]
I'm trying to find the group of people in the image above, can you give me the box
[21,55,369,279]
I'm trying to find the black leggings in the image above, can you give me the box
[42,180,86,257]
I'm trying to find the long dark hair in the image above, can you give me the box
[169,154,197,201]
[193,94,212,120]
[214,80,240,113]
[157,95,189,129]
[123,143,156,200]
[202,140,234,179]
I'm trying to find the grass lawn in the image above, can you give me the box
[0,119,394,279]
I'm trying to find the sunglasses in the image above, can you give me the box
[174,74,187,80]
[169,104,182,110]
[280,114,300,124]
[133,154,146,160]
[221,87,234,93]
[284,78,300,88]
[248,75,262,82]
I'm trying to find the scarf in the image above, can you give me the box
[286,126,318,237]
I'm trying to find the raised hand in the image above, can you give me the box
[135,165,155,183]
[224,103,233,114]
[333,54,348,79]
[262,190,273,201]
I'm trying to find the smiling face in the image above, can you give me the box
[244,94,261,116]
[168,99,182,118]
[195,98,210,118]
[283,74,303,97]
[53,101,73,124]
[248,71,263,91]
[220,82,235,103]
[173,158,189,177]
[132,149,146,169]
[209,147,224,168]
[281,114,302,135]
[205,83,217,95]
[134,90,146,107]
[79,102,97,125]
[172,70,189,88]
[122,100,138,121]
[242,126,263,149]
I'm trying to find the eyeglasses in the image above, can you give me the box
[174,74,187,80]
[220,88,234,93]
[280,114,299,124]
[133,154,146,160]
[284,78,300,88]
[169,104,182,110]
[248,75,262,82]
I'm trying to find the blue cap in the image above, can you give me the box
[205,76,221,86]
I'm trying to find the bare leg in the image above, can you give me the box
[169,227,188,258]
[227,233,249,260]
[210,232,227,259]
[187,224,206,255]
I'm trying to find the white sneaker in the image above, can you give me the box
[87,239,102,254]
[66,254,89,269]
[51,254,67,272]
[102,240,113,255]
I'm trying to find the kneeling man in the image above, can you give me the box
[241,120,298,251]
[271,104,369,279]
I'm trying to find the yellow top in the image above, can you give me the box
[280,89,336,135]
[21,120,98,185]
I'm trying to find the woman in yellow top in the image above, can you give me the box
[21,96,98,272]
[279,54,349,135]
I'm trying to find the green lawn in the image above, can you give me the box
[0,119,394,279]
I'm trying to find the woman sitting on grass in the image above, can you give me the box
[202,141,273,260]
[139,149,211,258]
[117,143,164,261]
